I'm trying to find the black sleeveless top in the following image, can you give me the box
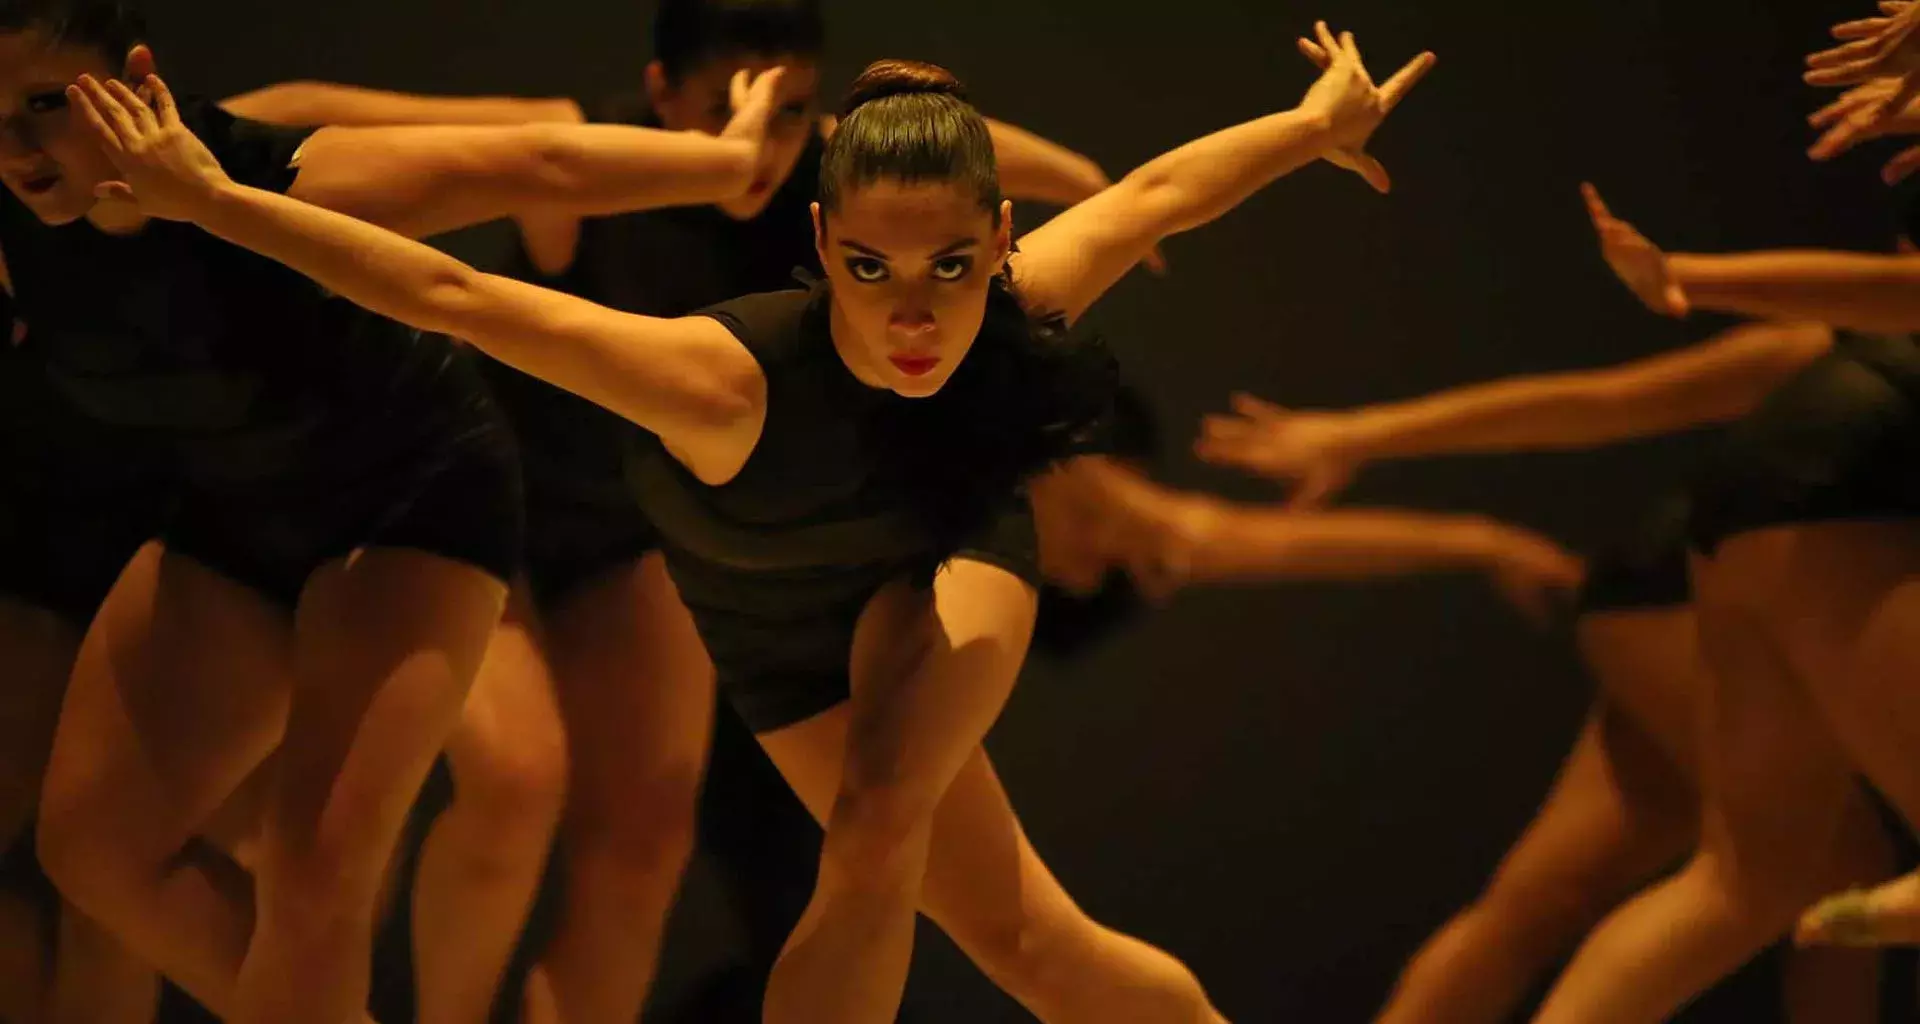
[0,99,496,492]
[626,286,1042,688]
[486,93,826,478]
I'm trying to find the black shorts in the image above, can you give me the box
[0,484,171,624]
[1688,333,1920,554]
[164,427,522,607]
[670,532,1044,736]
[1575,496,1693,615]
[521,458,660,609]
[160,343,524,607]
[1030,573,1149,662]
[480,355,660,609]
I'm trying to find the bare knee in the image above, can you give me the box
[446,716,569,856]
[256,829,391,948]
[955,898,1095,999]
[1462,833,1675,954]
[820,783,939,894]
[565,760,702,893]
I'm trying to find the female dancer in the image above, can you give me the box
[216,2,1177,1017]
[0,5,809,1022]
[0,328,174,1022]
[1362,174,1920,1022]
[69,24,1432,1021]
[1197,314,1898,1023]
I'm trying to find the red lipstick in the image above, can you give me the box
[888,354,940,377]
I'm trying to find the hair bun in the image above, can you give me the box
[840,59,967,116]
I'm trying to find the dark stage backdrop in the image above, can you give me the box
[153,1,1903,1020]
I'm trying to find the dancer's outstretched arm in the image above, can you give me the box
[276,69,786,239]
[226,78,1130,212]
[1195,320,1834,498]
[1586,183,1920,333]
[221,80,583,126]
[1036,458,1582,614]
[1013,22,1435,324]
[75,74,764,476]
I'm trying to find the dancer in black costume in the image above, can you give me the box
[218,3,1178,1016]
[69,24,1432,1020]
[0,3,807,1020]
[1199,314,1901,1023]
[0,317,174,1022]
[1316,149,1920,1015]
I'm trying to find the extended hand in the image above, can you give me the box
[1806,71,1920,180]
[1195,392,1359,507]
[1483,531,1585,626]
[1581,183,1688,318]
[69,74,231,222]
[721,65,789,151]
[1296,21,1437,194]
[1808,2,1920,87]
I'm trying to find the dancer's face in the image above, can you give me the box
[0,32,138,227]
[813,182,1012,399]
[647,52,820,220]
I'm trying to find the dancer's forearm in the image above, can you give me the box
[1672,251,1920,334]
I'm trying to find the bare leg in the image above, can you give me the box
[756,569,1037,1023]
[1778,791,1892,1024]
[1376,708,1693,1023]
[0,596,73,846]
[759,643,1221,1022]
[413,585,567,1024]
[535,553,716,1022]
[37,545,289,1017]
[1748,524,1920,950]
[1531,539,1864,1024]
[1376,607,1700,1024]
[231,548,504,1024]
[0,595,77,1022]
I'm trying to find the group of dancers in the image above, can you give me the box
[6,0,1920,1021]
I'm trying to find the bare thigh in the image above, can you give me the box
[40,542,292,881]
[0,595,80,845]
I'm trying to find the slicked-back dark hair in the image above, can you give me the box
[819,59,1002,222]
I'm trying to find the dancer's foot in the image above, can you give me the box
[1797,871,1920,946]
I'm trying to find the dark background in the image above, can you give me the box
[158,1,1901,1020]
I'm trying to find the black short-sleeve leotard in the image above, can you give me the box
[487,93,825,607]
[626,285,1042,733]
[0,100,520,604]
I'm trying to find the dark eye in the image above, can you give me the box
[931,257,972,281]
[24,91,68,115]
[845,257,888,283]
